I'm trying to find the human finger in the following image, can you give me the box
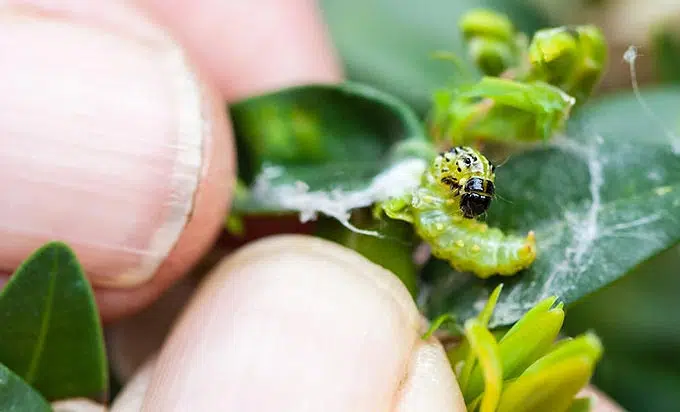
[134,0,343,100]
[0,0,234,321]
[113,235,466,411]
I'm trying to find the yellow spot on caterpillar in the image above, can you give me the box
[655,186,672,196]
[435,223,445,231]
[471,244,481,253]
[456,239,465,248]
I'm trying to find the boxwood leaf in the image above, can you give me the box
[0,362,51,412]
[230,82,435,219]
[0,242,108,401]
[423,87,680,327]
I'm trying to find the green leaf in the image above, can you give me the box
[0,242,108,401]
[496,357,592,412]
[319,0,551,113]
[230,82,435,215]
[315,213,419,297]
[465,296,565,400]
[653,22,680,83]
[0,362,51,412]
[423,87,680,327]
[463,319,502,412]
[494,333,602,412]
[431,77,575,146]
[564,245,680,411]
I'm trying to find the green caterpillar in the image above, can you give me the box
[379,146,536,278]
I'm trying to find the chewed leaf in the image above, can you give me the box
[230,81,436,229]
[424,87,680,327]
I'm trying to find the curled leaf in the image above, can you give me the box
[430,77,575,146]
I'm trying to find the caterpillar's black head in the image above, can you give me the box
[460,177,495,218]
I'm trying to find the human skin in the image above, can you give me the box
[0,1,624,410]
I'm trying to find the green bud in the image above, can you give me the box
[459,9,520,76]
[465,296,565,400]
[528,25,608,104]
[529,28,579,84]
[459,9,515,43]
[468,38,518,77]
[496,332,603,412]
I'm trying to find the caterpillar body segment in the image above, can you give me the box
[379,146,537,278]
[413,200,536,278]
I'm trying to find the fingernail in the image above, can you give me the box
[0,1,232,287]
[142,235,423,411]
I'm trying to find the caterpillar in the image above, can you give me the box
[380,146,536,278]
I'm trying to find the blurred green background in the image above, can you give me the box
[317,0,680,410]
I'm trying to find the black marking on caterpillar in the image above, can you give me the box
[379,146,536,278]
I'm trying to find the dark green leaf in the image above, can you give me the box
[0,242,108,401]
[320,0,551,113]
[564,245,680,411]
[423,87,680,327]
[0,362,51,412]
[231,82,434,215]
[315,213,418,297]
[653,23,680,83]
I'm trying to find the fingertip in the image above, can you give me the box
[141,235,423,411]
[136,0,344,101]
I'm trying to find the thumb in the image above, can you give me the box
[112,235,466,411]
